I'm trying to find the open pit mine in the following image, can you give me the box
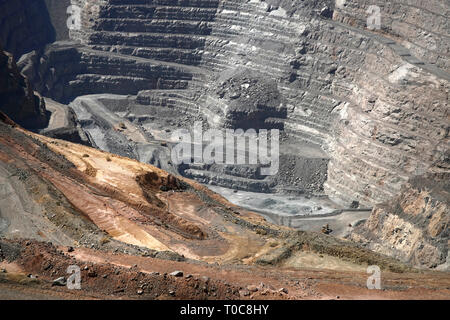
[0,0,448,301]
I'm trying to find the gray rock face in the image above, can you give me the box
[333,0,450,71]
[204,69,287,130]
[44,0,72,41]
[351,155,450,270]
[0,0,55,58]
[5,0,449,209]
[0,48,48,129]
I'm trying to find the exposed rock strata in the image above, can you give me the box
[351,155,449,270]
[8,0,450,208]
[333,0,450,71]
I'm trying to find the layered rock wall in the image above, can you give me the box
[326,0,449,206]
[351,156,449,269]
[333,0,450,71]
[10,0,450,207]
[20,0,215,104]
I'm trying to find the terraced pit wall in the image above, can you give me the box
[5,0,449,207]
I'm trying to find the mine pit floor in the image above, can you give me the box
[209,185,371,238]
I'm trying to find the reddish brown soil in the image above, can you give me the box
[1,240,449,300]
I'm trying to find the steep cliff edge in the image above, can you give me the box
[324,33,449,206]
[351,153,449,270]
[333,0,449,72]
[321,0,450,206]
[0,0,55,58]
[0,48,48,129]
